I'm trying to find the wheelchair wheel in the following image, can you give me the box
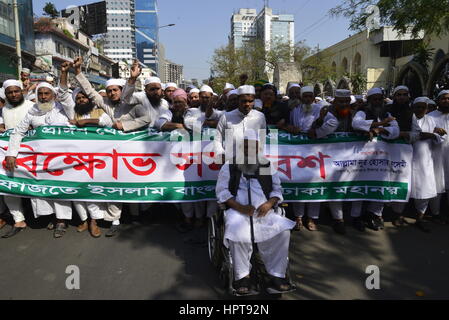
[207,216,217,266]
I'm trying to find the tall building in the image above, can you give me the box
[163,59,183,84]
[104,0,159,75]
[0,0,35,81]
[230,6,294,50]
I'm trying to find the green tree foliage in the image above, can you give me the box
[43,2,60,19]
[330,0,449,37]
[301,46,337,85]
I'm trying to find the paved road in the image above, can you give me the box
[0,203,448,300]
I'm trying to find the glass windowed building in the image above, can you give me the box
[104,0,159,75]
[0,0,35,80]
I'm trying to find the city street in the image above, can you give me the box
[1,203,448,300]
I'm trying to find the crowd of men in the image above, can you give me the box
[1,57,449,293]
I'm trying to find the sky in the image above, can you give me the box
[32,0,353,80]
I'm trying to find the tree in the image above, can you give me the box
[330,0,449,37]
[43,2,60,19]
[301,46,336,85]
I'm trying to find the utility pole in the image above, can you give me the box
[13,0,22,75]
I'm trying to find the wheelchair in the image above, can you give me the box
[207,202,296,297]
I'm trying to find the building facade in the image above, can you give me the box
[0,0,35,81]
[163,59,183,85]
[103,0,159,75]
[230,8,257,48]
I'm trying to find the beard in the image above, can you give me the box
[302,103,313,113]
[237,163,259,175]
[75,102,94,116]
[37,101,55,113]
[371,103,386,118]
[9,97,25,107]
[148,95,162,106]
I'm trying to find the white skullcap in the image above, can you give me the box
[288,83,300,90]
[226,89,238,97]
[413,97,429,105]
[36,81,56,95]
[224,83,235,90]
[427,98,436,105]
[393,85,409,95]
[189,88,200,94]
[106,78,125,88]
[21,68,30,74]
[319,101,331,107]
[144,77,161,86]
[27,93,36,101]
[213,93,218,96]
[0,88,5,100]
[200,85,214,94]
[237,85,256,96]
[334,89,352,98]
[98,89,106,93]
[300,86,314,96]
[350,95,356,104]
[315,97,323,102]
[437,90,449,99]
[45,76,54,82]
[367,87,383,97]
[165,82,177,89]
[3,79,23,90]
[161,83,166,90]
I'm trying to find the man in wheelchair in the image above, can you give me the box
[215,130,296,295]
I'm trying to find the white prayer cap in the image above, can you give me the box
[21,68,30,74]
[144,77,161,86]
[226,89,238,97]
[45,76,54,83]
[319,101,330,108]
[350,95,356,104]
[427,98,436,105]
[213,93,218,97]
[165,82,178,89]
[161,83,166,90]
[189,88,200,94]
[224,83,235,90]
[3,79,23,90]
[106,78,125,88]
[36,81,56,95]
[288,83,300,90]
[200,85,214,94]
[0,88,5,100]
[437,90,449,99]
[413,97,429,105]
[237,85,256,96]
[98,89,106,94]
[366,87,383,97]
[334,89,351,98]
[392,85,409,95]
[282,96,289,101]
[315,97,323,102]
[27,93,36,101]
[300,86,314,96]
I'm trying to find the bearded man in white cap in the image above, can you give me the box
[280,86,321,231]
[0,79,34,238]
[164,82,178,107]
[351,87,402,232]
[287,83,301,110]
[4,81,74,238]
[188,88,200,108]
[216,129,295,295]
[184,85,223,131]
[74,56,149,134]
[225,89,239,112]
[428,90,449,225]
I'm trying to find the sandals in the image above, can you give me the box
[53,223,66,238]
[233,276,252,295]
[306,218,318,231]
[269,276,291,292]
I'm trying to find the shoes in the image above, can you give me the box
[105,224,120,237]
[392,215,408,228]
[333,220,346,235]
[89,220,101,238]
[53,223,66,238]
[77,221,88,232]
[0,219,7,230]
[366,213,384,231]
[2,226,26,238]
[352,217,366,232]
[233,276,252,295]
[294,217,303,231]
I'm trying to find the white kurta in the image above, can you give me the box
[183,107,223,131]
[428,110,449,190]
[216,163,295,245]
[352,110,401,140]
[214,108,267,156]
[410,115,445,199]
[289,104,321,133]
[0,100,34,129]
[124,91,171,130]
[6,103,72,219]
[315,112,339,138]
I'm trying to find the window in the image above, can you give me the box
[56,41,65,55]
